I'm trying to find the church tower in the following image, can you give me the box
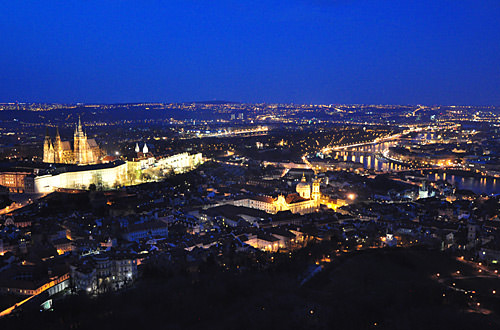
[311,176,321,201]
[43,127,54,163]
[47,142,55,163]
[74,117,89,164]
[54,127,63,163]
[74,121,80,162]
[84,131,94,163]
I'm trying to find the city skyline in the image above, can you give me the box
[2,102,500,327]
[2,1,500,328]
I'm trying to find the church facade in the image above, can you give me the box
[43,118,102,165]
[234,175,322,215]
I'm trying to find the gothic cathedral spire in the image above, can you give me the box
[43,118,100,165]
[43,127,53,163]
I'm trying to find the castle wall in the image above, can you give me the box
[34,163,128,193]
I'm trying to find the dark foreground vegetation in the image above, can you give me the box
[2,247,499,330]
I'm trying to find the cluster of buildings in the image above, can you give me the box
[0,163,325,313]
[0,149,499,318]
[233,174,323,215]
[1,108,500,318]
[384,127,500,177]
[0,120,203,194]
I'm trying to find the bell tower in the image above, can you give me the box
[311,176,321,201]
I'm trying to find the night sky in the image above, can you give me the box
[1,0,499,105]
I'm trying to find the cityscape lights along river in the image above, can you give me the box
[1,103,500,328]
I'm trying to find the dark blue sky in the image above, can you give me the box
[1,0,499,105]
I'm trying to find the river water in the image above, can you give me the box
[333,141,406,172]
[426,172,499,195]
[330,140,499,195]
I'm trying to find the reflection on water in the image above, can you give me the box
[427,173,499,195]
[333,141,407,172]
[330,140,499,195]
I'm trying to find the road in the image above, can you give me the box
[0,193,48,215]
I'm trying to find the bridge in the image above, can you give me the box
[322,133,402,153]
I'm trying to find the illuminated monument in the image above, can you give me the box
[3,123,205,193]
[43,118,102,165]
[234,175,322,215]
[295,173,311,199]
[32,138,203,193]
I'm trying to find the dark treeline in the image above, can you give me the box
[1,247,498,330]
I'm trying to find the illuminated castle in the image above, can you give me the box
[43,118,102,165]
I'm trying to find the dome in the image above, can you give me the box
[296,180,309,189]
[296,173,311,199]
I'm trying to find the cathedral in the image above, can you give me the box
[43,118,102,164]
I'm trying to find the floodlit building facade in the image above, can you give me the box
[234,176,322,215]
[43,118,103,165]
[30,151,203,193]
[33,161,129,193]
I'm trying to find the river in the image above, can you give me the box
[330,140,499,195]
